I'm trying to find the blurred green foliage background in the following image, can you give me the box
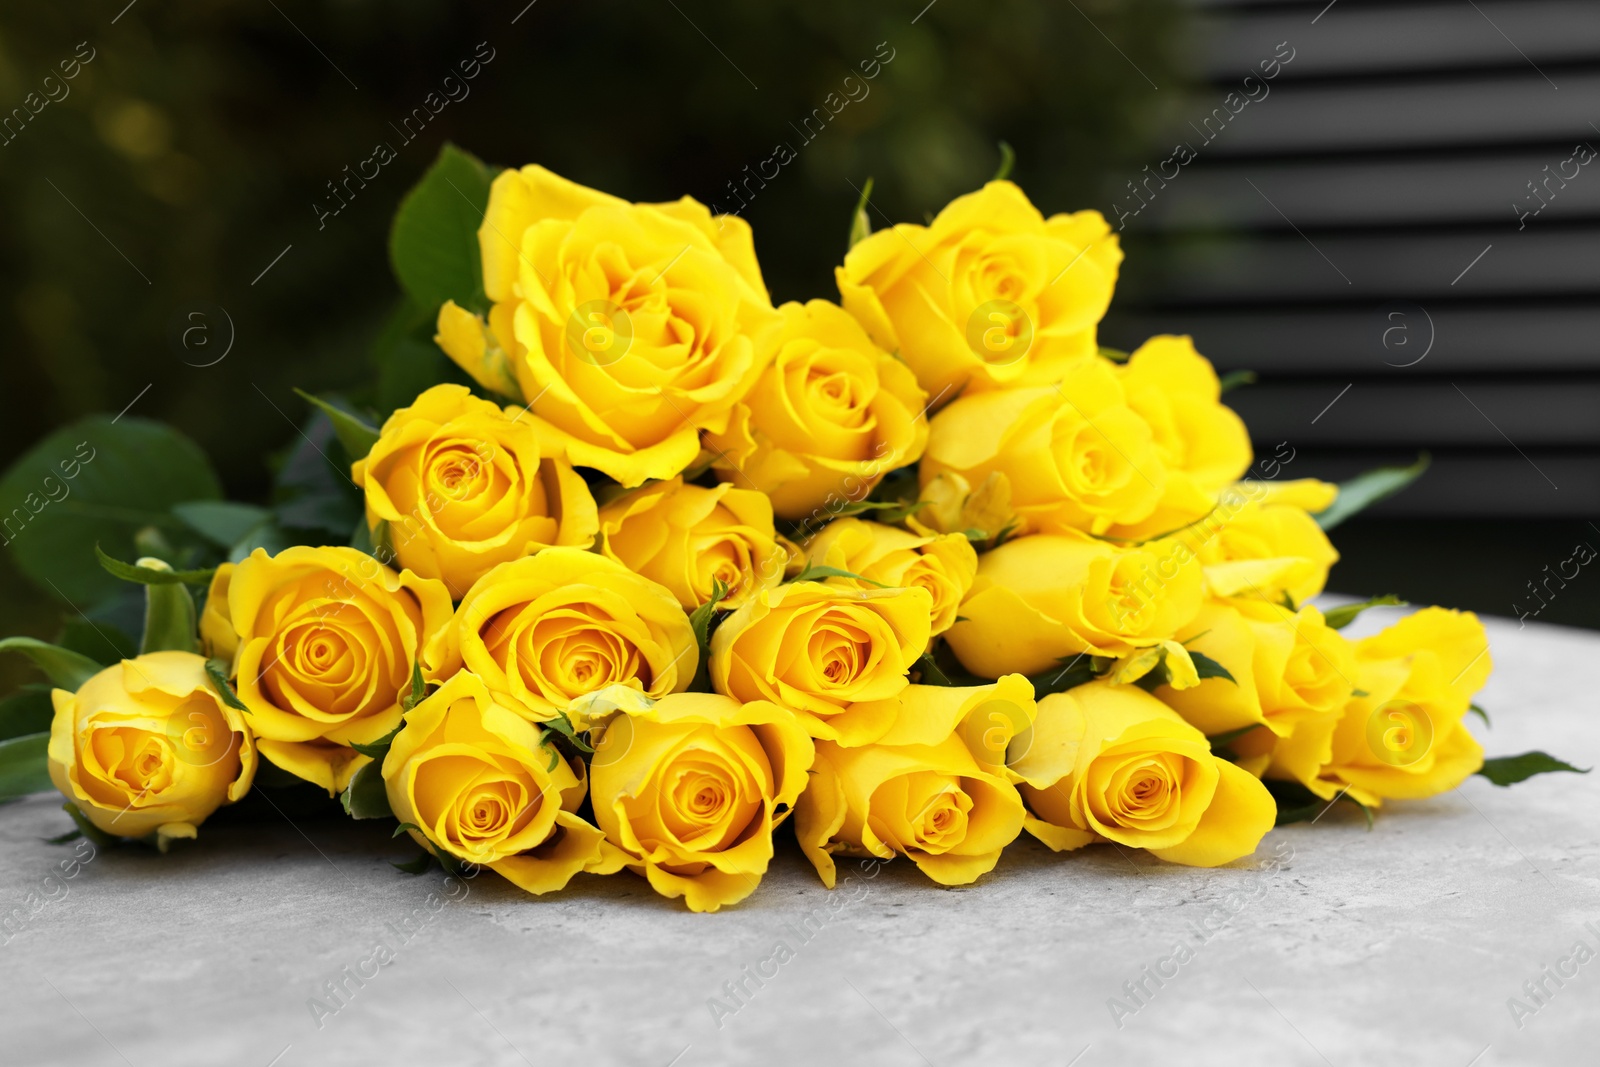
[0,0,1189,692]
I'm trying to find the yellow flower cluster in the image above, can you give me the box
[46,167,1496,910]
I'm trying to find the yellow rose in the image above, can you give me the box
[837,180,1122,402]
[796,735,1026,887]
[1298,607,1490,807]
[801,517,977,635]
[705,300,928,521]
[912,470,1016,543]
[1193,480,1339,606]
[435,165,779,487]
[582,688,812,912]
[1157,600,1356,785]
[861,675,1038,777]
[48,652,256,846]
[199,562,237,662]
[1009,680,1276,867]
[947,533,1203,678]
[709,581,932,744]
[1106,336,1252,538]
[383,671,625,894]
[213,546,452,794]
[423,547,696,723]
[920,357,1164,536]
[351,383,598,598]
[597,476,786,610]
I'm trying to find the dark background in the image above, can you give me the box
[1,0,1595,699]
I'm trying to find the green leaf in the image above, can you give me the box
[1315,453,1431,531]
[172,501,271,549]
[137,559,199,655]
[204,658,248,712]
[992,141,1015,182]
[349,722,405,760]
[393,821,422,838]
[1189,651,1236,685]
[55,614,137,667]
[0,732,51,800]
[788,564,887,587]
[1266,779,1371,827]
[1469,703,1490,727]
[399,661,427,713]
[340,760,393,819]
[391,853,434,875]
[1323,594,1408,630]
[61,802,117,847]
[1476,751,1588,787]
[389,143,495,316]
[0,637,104,691]
[1028,654,1098,698]
[0,416,222,606]
[228,519,294,564]
[1208,724,1262,750]
[95,544,215,586]
[848,176,875,249]
[292,390,381,462]
[0,685,55,742]
[914,651,953,686]
[1219,370,1257,392]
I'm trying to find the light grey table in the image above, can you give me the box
[2,605,1597,1067]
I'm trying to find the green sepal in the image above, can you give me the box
[44,829,83,845]
[540,712,593,755]
[340,760,393,820]
[292,389,381,461]
[1219,370,1257,392]
[1189,651,1236,685]
[687,578,731,692]
[788,564,887,587]
[992,141,1015,182]
[0,637,104,691]
[0,732,52,800]
[1469,703,1490,727]
[1316,453,1430,531]
[399,661,427,712]
[349,721,405,760]
[205,658,249,712]
[1477,751,1588,787]
[1323,595,1407,630]
[848,176,875,249]
[94,544,215,586]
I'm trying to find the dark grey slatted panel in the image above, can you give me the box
[1194,1,1600,79]
[1104,306,1600,376]
[1122,229,1600,302]
[1225,381,1600,446]
[1114,0,1600,518]
[1137,154,1600,229]
[1286,453,1591,517]
[1178,74,1595,155]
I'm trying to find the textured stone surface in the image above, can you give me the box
[2,606,1597,1067]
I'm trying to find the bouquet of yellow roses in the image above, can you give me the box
[0,147,1580,911]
